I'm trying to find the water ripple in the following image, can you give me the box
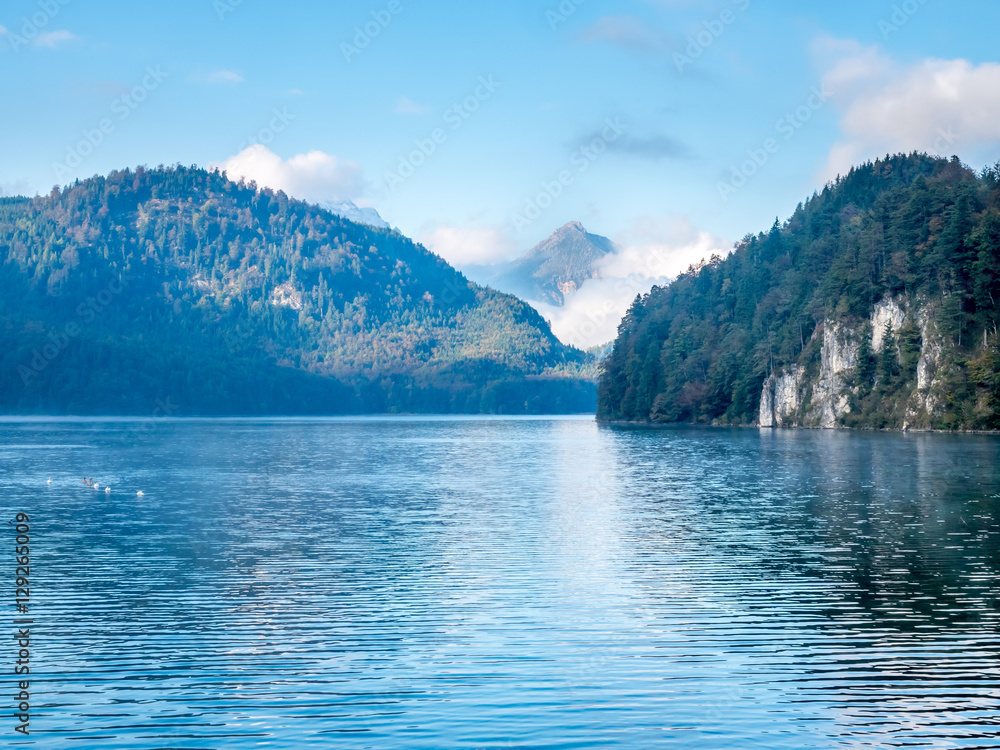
[1,419,999,748]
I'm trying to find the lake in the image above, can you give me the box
[2,417,1000,748]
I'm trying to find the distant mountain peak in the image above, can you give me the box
[530,221,615,257]
[464,221,617,307]
[319,199,390,230]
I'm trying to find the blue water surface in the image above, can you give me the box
[2,417,999,748]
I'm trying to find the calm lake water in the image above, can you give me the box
[2,417,1000,749]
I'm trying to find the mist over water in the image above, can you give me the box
[2,417,999,748]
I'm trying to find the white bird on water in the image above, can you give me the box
[137,491,144,497]
[47,478,52,485]
[106,486,111,494]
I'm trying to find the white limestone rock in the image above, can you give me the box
[871,297,906,353]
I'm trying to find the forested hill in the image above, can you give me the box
[0,166,595,415]
[598,154,1000,430]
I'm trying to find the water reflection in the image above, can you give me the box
[601,426,1000,747]
[1,418,998,748]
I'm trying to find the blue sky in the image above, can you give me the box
[3,0,1000,345]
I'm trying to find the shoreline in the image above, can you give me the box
[597,419,1000,436]
[0,413,598,422]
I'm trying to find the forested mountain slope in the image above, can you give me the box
[0,166,595,415]
[598,154,1000,430]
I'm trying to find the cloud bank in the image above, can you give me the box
[819,39,1000,179]
[537,218,730,349]
[209,145,367,204]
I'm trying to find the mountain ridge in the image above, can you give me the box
[0,166,596,415]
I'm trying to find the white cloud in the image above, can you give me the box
[814,38,891,94]
[209,145,366,203]
[0,25,8,35]
[34,30,76,47]
[207,70,245,84]
[818,39,1000,179]
[533,278,654,350]
[420,224,520,267]
[603,217,728,279]
[0,179,34,198]
[395,96,431,115]
[535,217,730,349]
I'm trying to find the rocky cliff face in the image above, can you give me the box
[759,296,950,429]
[759,367,805,427]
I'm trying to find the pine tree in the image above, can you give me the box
[877,324,900,385]
[856,331,876,389]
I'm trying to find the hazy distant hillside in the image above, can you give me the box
[0,166,596,415]
[467,221,616,306]
[599,154,1000,431]
[320,199,391,230]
